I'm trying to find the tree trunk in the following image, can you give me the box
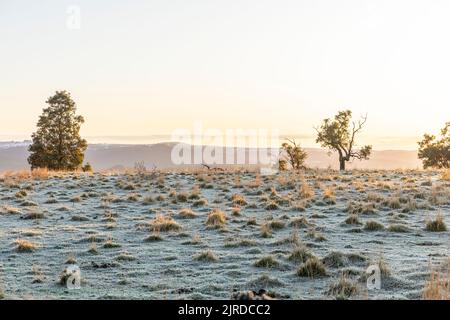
[339,157,346,171]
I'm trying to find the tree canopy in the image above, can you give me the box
[279,139,307,170]
[418,122,450,169]
[315,110,372,170]
[28,91,88,171]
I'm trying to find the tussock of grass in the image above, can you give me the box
[144,233,163,242]
[231,207,241,216]
[388,224,410,233]
[88,243,98,254]
[71,215,89,222]
[345,214,361,225]
[193,198,208,207]
[423,267,450,300]
[246,216,257,225]
[104,239,121,248]
[231,194,248,206]
[297,257,327,277]
[176,192,189,202]
[261,223,272,238]
[178,208,197,219]
[299,181,314,199]
[364,220,384,231]
[224,238,257,248]
[441,170,450,181]
[322,251,350,268]
[116,252,136,261]
[195,250,218,262]
[322,187,336,204]
[21,210,45,220]
[288,245,313,263]
[265,201,279,210]
[0,205,21,215]
[205,209,227,228]
[426,213,447,232]
[142,195,154,204]
[327,275,359,299]
[269,220,285,230]
[14,239,37,252]
[150,214,182,232]
[289,216,309,228]
[254,256,279,268]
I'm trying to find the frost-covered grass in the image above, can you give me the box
[0,169,448,299]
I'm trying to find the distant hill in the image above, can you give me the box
[0,141,422,171]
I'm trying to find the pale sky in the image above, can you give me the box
[1,0,449,149]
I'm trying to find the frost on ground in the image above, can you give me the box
[0,169,449,300]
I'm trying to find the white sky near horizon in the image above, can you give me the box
[1,0,449,150]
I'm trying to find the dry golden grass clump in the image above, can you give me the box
[178,208,197,218]
[254,256,279,268]
[297,257,327,277]
[327,274,359,299]
[299,181,314,199]
[425,213,447,232]
[345,214,361,225]
[31,168,50,180]
[268,219,285,230]
[322,187,336,204]
[289,216,309,228]
[195,250,218,262]
[441,169,450,181]
[104,239,121,248]
[288,245,314,263]
[149,214,182,232]
[260,223,272,238]
[364,220,384,231]
[231,194,248,206]
[231,207,241,216]
[86,241,98,254]
[423,266,450,300]
[116,252,136,261]
[265,201,279,210]
[144,232,163,242]
[205,209,227,228]
[193,198,208,207]
[0,205,21,215]
[14,239,37,252]
[388,224,410,233]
